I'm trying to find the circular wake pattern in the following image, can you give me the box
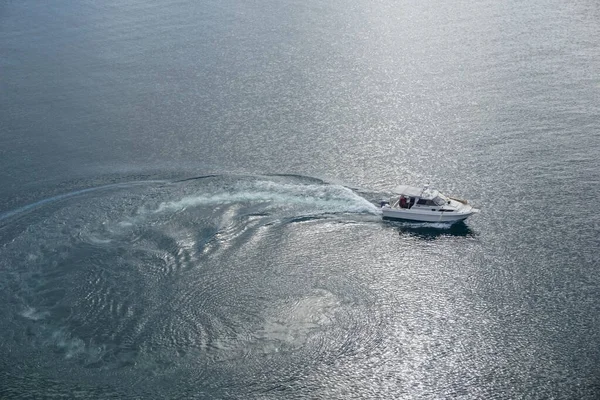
[0,174,386,396]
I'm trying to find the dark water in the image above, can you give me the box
[1,0,599,398]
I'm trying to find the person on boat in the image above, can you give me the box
[399,196,407,208]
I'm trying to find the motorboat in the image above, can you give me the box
[381,184,479,223]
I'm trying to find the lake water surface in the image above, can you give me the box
[1,0,599,398]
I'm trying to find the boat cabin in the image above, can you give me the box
[390,185,451,211]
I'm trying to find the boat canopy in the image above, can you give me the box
[393,185,421,196]
[393,185,441,200]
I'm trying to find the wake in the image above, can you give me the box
[152,180,381,216]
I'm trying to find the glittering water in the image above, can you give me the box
[1,0,599,398]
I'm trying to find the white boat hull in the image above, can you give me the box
[381,206,477,223]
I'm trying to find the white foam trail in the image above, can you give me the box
[49,329,107,361]
[20,307,49,321]
[153,181,380,216]
[0,180,165,222]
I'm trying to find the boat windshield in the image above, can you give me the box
[433,196,446,206]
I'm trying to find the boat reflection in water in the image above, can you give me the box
[384,219,476,240]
